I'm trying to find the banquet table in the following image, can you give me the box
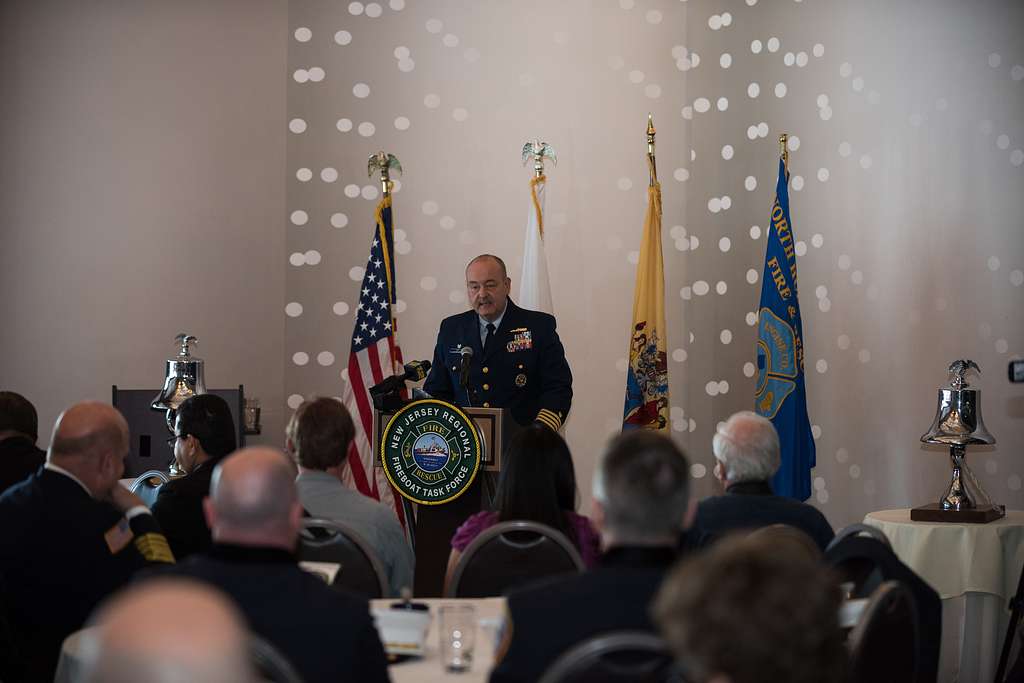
[56,597,505,683]
[372,597,505,683]
[864,508,1024,683]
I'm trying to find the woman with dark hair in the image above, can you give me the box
[151,394,237,559]
[445,425,600,581]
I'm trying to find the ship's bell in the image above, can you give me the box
[920,360,995,512]
[151,334,206,430]
[920,360,995,447]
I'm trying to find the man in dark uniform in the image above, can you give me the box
[156,447,391,683]
[489,431,694,683]
[0,402,174,682]
[423,254,572,430]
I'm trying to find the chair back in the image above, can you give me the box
[250,634,304,683]
[827,522,892,553]
[847,580,919,683]
[297,518,388,599]
[446,521,585,598]
[129,470,170,508]
[538,631,675,683]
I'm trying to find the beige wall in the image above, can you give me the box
[285,0,1024,528]
[0,0,288,446]
[2,0,1021,530]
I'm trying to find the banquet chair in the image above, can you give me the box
[825,534,940,683]
[250,634,304,683]
[445,521,585,598]
[297,518,388,599]
[128,470,170,509]
[537,631,677,683]
[847,580,919,683]
[827,522,892,552]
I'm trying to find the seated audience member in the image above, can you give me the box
[287,397,414,596]
[152,394,237,559]
[447,424,600,588]
[488,430,693,683]
[79,578,250,683]
[684,410,834,551]
[158,446,390,683]
[0,391,46,494]
[0,402,174,683]
[653,534,849,683]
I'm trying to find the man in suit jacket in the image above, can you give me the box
[157,446,390,683]
[684,410,834,551]
[0,391,46,495]
[0,402,174,683]
[151,393,237,559]
[423,254,572,431]
[489,430,694,683]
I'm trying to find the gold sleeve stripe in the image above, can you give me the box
[134,533,175,564]
[538,415,559,430]
[537,409,562,428]
[536,412,560,431]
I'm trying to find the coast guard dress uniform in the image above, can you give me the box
[423,299,572,430]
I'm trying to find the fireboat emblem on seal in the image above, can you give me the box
[380,399,482,505]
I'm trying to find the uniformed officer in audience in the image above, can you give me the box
[0,401,174,682]
[423,254,572,431]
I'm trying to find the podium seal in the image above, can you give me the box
[380,399,482,505]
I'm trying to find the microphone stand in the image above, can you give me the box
[459,351,478,407]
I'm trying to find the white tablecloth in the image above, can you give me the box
[864,509,1024,683]
[371,597,505,683]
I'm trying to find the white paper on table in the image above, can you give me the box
[372,608,432,657]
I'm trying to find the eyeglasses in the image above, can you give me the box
[166,433,187,448]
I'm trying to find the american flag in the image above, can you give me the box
[340,195,408,534]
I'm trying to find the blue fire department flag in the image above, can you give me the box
[755,157,815,501]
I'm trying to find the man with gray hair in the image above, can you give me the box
[489,430,694,683]
[686,410,833,551]
[156,446,390,683]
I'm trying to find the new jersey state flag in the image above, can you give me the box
[755,157,815,501]
[622,180,669,431]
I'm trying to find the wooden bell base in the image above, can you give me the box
[910,503,1006,523]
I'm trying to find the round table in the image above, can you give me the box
[864,508,1024,683]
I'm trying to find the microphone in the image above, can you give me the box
[458,346,473,389]
[369,360,432,396]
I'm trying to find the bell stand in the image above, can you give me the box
[910,444,1005,523]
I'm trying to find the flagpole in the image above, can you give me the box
[779,133,789,168]
[647,114,658,186]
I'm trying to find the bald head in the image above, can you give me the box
[47,402,130,496]
[712,411,781,485]
[206,447,301,548]
[81,579,250,683]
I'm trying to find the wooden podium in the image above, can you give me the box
[373,405,516,596]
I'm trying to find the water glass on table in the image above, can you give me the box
[439,604,477,672]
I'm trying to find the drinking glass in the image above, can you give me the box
[438,604,476,672]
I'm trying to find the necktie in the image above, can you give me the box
[484,323,495,353]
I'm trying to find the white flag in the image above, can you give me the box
[518,175,554,314]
